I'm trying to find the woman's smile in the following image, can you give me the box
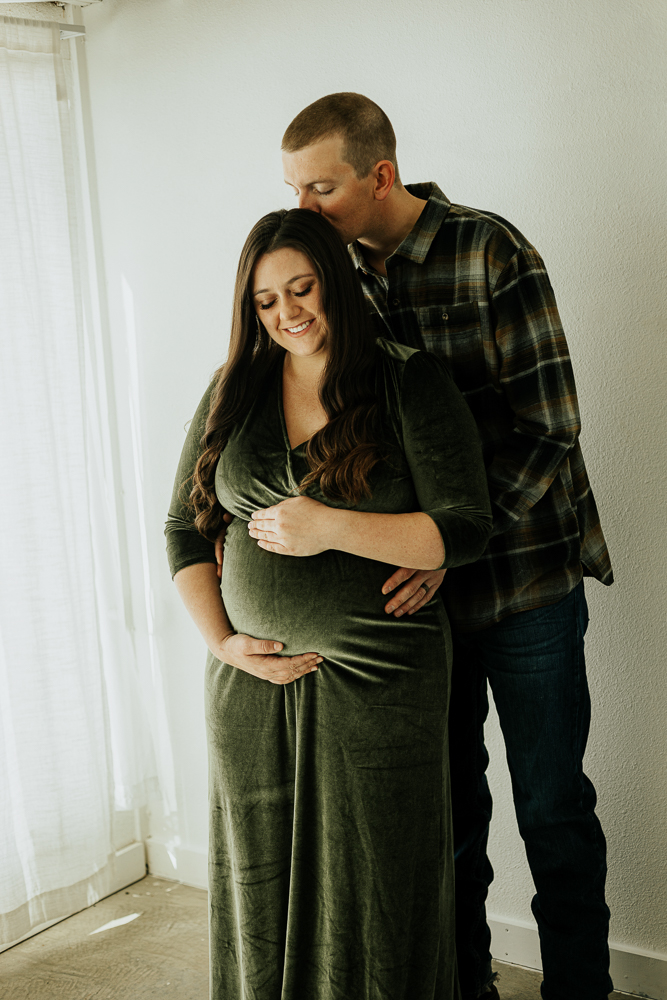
[283,317,315,337]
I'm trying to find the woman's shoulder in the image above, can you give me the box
[190,376,218,429]
[375,337,452,383]
[374,339,456,430]
[375,336,418,367]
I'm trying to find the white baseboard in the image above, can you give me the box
[489,915,543,971]
[110,840,147,889]
[489,915,667,1000]
[145,838,208,889]
[0,841,146,953]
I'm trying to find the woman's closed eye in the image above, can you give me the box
[258,285,313,311]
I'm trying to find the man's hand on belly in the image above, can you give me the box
[382,567,447,617]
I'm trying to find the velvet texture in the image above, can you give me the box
[165,340,492,1000]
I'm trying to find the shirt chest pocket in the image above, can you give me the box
[416,302,488,394]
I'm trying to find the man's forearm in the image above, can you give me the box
[326,509,444,569]
[487,433,575,537]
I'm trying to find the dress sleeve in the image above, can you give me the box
[164,382,218,578]
[400,352,492,569]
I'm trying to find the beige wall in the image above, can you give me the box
[80,0,667,989]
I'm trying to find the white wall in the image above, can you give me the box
[80,0,667,988]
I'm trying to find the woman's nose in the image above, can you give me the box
[280,298,301,323]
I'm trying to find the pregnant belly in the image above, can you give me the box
[221,519,449,667]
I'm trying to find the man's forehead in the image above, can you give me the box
[282,136,351,181]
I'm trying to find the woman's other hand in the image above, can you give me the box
[217,632,322,685]
[248,496,334,556]
[173,563,320,685]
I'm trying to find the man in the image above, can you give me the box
[280,93,614,1000]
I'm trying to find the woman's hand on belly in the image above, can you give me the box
[218,631,322,685]
[248,496,335,557]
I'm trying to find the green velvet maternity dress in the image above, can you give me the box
[165,339,492,1000]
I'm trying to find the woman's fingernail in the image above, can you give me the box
[386,605,394,612]
[395,610,403,617]
[310,666,318,672]
[274,643,281,651]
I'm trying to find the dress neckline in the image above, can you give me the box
[276,358,326,454]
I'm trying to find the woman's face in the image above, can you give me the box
[252,247,328,361]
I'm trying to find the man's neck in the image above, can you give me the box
[357,184,427,276]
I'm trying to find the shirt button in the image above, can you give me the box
[442,311,449,320]
[392,298,400,306]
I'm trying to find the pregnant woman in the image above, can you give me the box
[165,208,492,1000]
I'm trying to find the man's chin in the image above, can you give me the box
[323,219,355,246]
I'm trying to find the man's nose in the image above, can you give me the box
[298,191,320,212]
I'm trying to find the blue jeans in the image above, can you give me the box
[448,582,612,1000]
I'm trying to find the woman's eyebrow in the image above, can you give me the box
[253,273,315,296]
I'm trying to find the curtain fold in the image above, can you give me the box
[0,17,168,947]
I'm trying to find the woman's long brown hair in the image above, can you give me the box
[189,209,382,540]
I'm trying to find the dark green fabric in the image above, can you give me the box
[165,340,491,1000]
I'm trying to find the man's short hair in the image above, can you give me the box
[282,92,400,182]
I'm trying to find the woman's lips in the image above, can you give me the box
[283,318,315,337]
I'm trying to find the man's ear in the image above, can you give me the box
[372,160,396,202]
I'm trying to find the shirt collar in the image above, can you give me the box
[348,182,451,273]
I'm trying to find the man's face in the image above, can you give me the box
[282,135,377,245]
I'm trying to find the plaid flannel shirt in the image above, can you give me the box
[349,182,613,630]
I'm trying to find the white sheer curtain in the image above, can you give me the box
[0,17,169,948]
